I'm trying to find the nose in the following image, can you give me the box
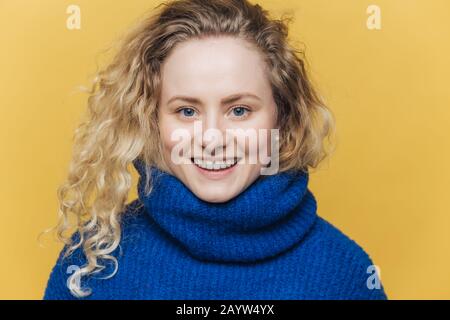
[203,108,223,132]
[193,109,227,159]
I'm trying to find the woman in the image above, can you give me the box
[44,0,387,299]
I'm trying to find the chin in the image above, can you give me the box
[190,184,239,203]
[168,161,261,203]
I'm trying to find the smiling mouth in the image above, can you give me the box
[190,157,240,171]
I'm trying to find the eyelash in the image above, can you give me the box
[176,105,251,119]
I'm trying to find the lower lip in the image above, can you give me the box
[192,161,238,180]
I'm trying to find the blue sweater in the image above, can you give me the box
[43,159,387,299]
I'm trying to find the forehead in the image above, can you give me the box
[160,36,271,101]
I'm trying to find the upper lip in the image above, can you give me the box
[191,157,240,162]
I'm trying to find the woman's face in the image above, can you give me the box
[158,36,278,203]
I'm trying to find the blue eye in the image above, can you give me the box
[231,106,249,117]
[179,107,196,117]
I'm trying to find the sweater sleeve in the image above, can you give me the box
[347,247,388,300]
[314,218,388,300]
[43,232,85,300]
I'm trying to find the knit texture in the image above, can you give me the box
[43,160,388,299]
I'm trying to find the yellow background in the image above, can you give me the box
[1,0,449,299]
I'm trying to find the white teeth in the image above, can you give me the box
[192,158,237,171]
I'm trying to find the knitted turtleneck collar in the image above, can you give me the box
[133,159,318,263]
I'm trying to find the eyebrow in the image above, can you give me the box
[166,92,261,105]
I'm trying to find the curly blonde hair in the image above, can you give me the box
[47,0,335,297]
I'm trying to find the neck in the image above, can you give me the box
[133,159,318,263]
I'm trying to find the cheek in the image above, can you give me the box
[254,109,278,159]
[232,111,277,160]
[159,119,194,160]
[251,102,278,130]
[159,119,181,154]
[259,106,278,153]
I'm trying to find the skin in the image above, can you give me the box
[158,36,278,203]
